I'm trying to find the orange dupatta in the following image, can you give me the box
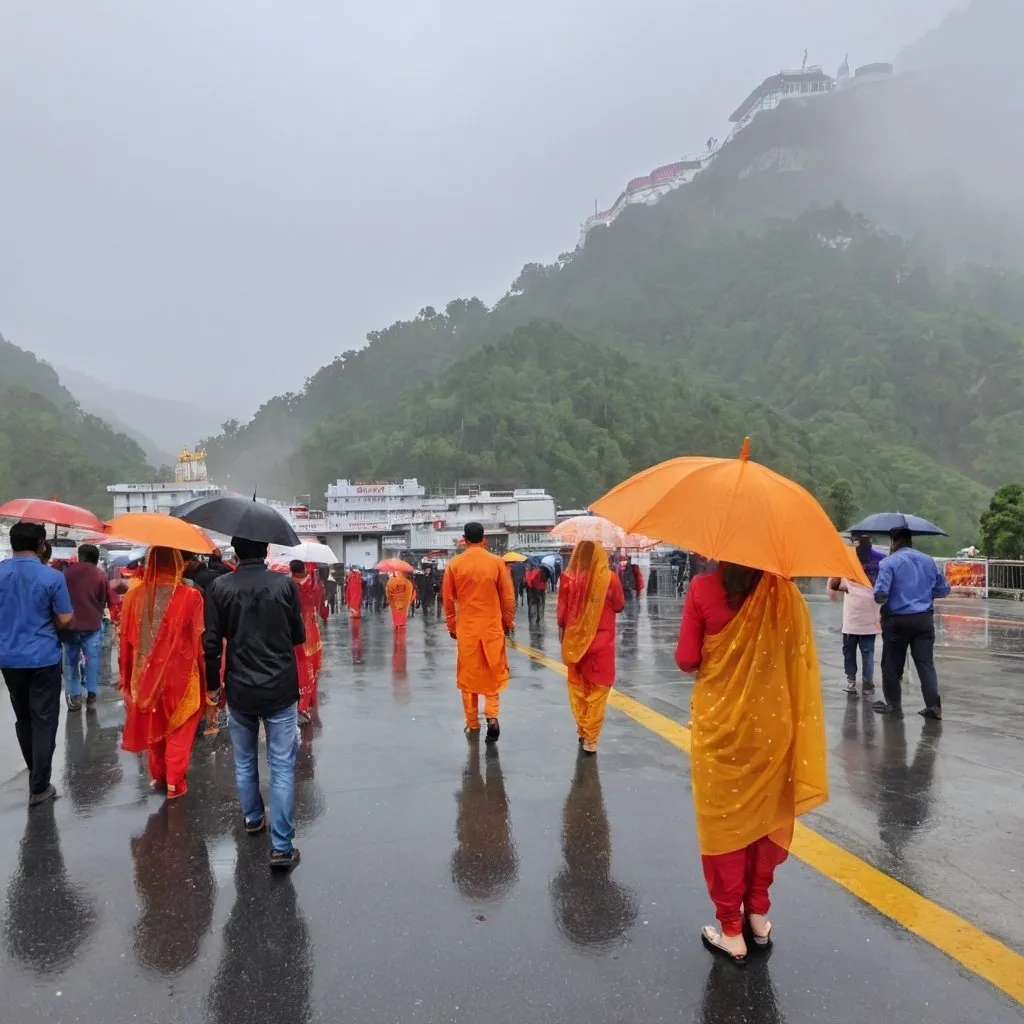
[561,541,612,666]
[120,548,205,753]
[689,574,828,857]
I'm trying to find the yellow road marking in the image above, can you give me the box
[509,639,1024,1006]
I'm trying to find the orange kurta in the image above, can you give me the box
[386,575,415,629]
[443,544,516,695]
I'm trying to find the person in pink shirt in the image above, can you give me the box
[827,569,881,697]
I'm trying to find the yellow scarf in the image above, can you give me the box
[561,541,611,666]
[690,574,828,856]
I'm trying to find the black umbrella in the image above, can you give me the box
[171,495,300,546]
[847,512,947,537]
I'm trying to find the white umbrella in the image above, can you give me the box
[271,541,338,566]
[551,514,657,550]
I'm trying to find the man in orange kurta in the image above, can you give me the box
[386,573,415,630]
[443,523,516,742]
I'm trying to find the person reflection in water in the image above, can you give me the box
[131,804,215,975]
[208,839,312,1024]
[294,732,327,830]
[4,805,97,974]
[550,756,637,950]
[875,719,940,868]
[450,743,519,902]
[62,712,124,811]
[698,957,785,1024]
[350,616,363,665]
[392,632,410,703]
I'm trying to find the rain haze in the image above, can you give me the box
[1,0,954,416]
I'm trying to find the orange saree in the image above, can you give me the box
[120,548,205,796]
[294,572,326,714]
[690,574,828,858]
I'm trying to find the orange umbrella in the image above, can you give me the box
[104,513,216,554]
[590,438,870,586]
[376,558,415,573]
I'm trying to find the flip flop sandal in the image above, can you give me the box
[701,926,747,965]
[744,918,773,949]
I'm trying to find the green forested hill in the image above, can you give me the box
[0,335,154,512]
[203,201,1020,551]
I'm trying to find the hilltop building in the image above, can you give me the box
[579,54,895,245]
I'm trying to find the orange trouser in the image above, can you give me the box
[567,672,611,749]
[147,709,201,793]
[701,836,788,937]
[462,691,499,729]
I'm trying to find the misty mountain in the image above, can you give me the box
[0,334,154,510]
[56,366,224,467]
[204,199,1023,550]
[203,2,1024,547]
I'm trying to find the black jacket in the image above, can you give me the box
[188,561,231,593]
[203,559,306,717]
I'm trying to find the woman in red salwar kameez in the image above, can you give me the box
[120,547,206,799]
[290,561,327,725]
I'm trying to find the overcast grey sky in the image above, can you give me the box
[0,0,953,415]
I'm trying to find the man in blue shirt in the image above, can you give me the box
[0,521,74,805]
[872,528,951,720]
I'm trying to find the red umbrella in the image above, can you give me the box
[0,498,105,535]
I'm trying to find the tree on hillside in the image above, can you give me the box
[979,483,1024,559]
[824,478,857,530]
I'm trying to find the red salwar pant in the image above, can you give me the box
[462,692,499,730]
[701,835,788,937]
[147,709,201,797]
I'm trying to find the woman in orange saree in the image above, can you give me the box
[557,541,625,754]
[290,561,327,724]
[676,563,828,963]
[120,547,206,799]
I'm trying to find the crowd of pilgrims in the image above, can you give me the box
[0,516,866,964]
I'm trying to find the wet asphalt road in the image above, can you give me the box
[0,595,1022,1023]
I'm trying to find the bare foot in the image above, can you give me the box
[748,913,772,940]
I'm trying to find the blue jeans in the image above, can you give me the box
[842,633,876,682]
[228,703,298,853]
[64,629,103,696]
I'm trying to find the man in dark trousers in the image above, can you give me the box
[873,528,951,720]
[204,535,306,870]
[509,560,527,607]
[0,521,73,805]
[62,544,108,710]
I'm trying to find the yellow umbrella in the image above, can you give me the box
[591,438,869,586]
[502,551,528,563]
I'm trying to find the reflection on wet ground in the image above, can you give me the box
[0,602,1021,1022]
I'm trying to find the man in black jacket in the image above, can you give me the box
[204,535,306,870]
[185,548,234,594]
